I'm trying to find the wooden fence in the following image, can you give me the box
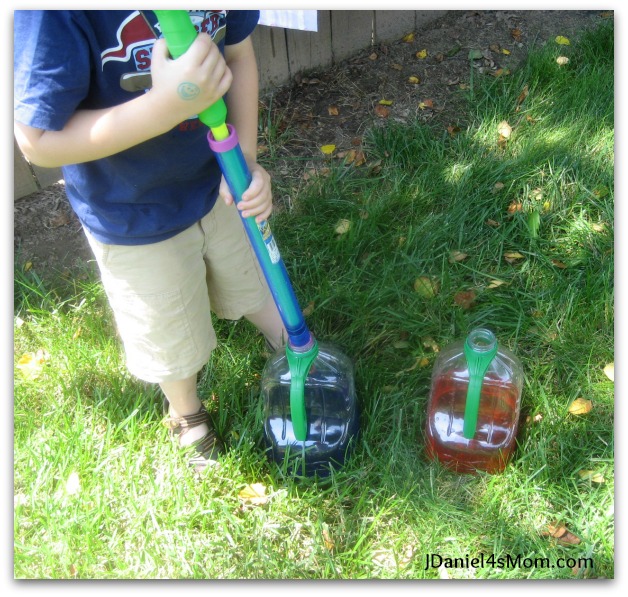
[14,10,447,200]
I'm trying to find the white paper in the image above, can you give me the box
[258,10,318,32]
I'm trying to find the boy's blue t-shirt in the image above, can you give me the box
[14,10,259,245]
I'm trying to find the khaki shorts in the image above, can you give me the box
[84,198,271,383]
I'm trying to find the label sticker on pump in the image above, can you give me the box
[259,221,281,264]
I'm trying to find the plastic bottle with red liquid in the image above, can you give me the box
[425,328,524,474]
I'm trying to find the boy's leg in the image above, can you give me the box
[84,224,217,383]
[202,198,287,347]
[83,222,222,470]
[244,296,286,351]
[160,375,207,446]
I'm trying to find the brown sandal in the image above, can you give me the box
[162,405,223,473]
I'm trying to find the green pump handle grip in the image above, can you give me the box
[462,329,499,439]
[286,343,319,441]
[153,10,229,140]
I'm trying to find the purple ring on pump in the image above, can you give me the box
[207,124,239,152]
[289,334,316,353]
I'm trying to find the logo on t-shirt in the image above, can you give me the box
[101,10,227,73]
[101,11,156,71]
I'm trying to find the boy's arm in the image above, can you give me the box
[15,93,176,169]
[220,36,273,223]
[15,34,231,168]
[223,36,259,165]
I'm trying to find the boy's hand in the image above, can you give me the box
[150,34,232,128]
[220,163,273,223]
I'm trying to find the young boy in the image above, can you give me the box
[14,10,287,473]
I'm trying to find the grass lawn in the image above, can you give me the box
[13,22,614,579]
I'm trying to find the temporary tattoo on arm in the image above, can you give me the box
[178,82,201,100]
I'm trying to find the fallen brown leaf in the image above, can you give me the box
[545,523,581,546]
[238,483,269,506]
[328,105,339,116]
[448,250,468,263]
[395,356,426,376]
[525,413,544,424]
[303,167,331,181]
[369,160,382,175]
[422,336,440,352]
[375,105,390,118]
[511,28,522,41]
[577,469,605,484]
[16,349,50,380]
[447,125,461,137]
[414,276,440,298]
[353,150,367,167]
[497,120,513,138]
[49,211,71,228]
[568,397,593,415]
[302,301,315,317]
[503,251,525,263]
[453,290,476,310]
[516,84,529,106]
[322,524,335,551]
[335,219,352,235]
